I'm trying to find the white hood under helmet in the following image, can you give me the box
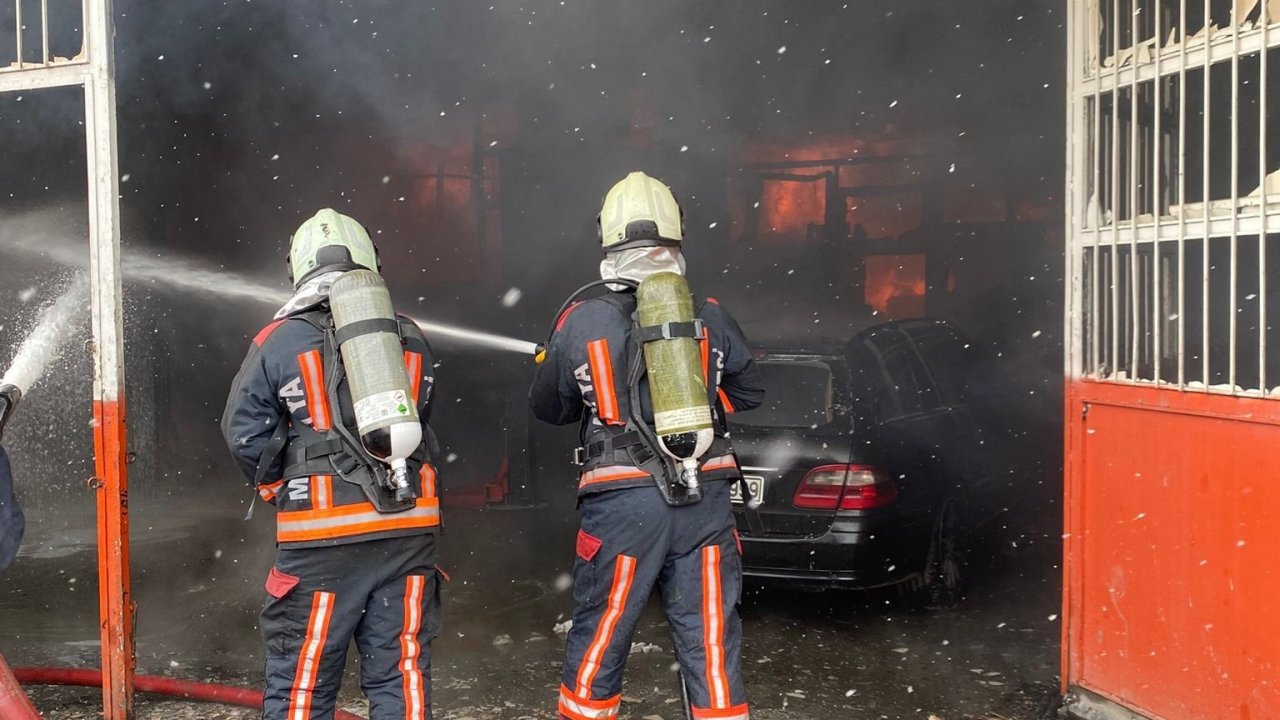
[599,246,686,289]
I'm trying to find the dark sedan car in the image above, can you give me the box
[728,319,1031,606]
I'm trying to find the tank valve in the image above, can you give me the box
[389,462,415,504]
[679,459,702,502]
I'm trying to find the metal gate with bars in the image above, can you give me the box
[0,1,133,717]
[1065,1,1280,718]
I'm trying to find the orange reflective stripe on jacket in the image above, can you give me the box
[701,454,738,473]
[578,465,650,490]
[298,349,332,431]
[578,457,735,493]
[276,497,441,544]
[419,465,437,498]
[404,350,423,404]
[716,388,735,413]
[259,480,284,503]
[587,339,623,425]
[311,475,333,510]
[700,336,710,381]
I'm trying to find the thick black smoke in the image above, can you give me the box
[0,1,1065,678]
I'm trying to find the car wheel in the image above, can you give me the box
[895,498,964,610]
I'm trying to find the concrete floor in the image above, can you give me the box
[1,490,1063,720]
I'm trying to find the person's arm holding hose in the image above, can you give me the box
[0,383,25,572]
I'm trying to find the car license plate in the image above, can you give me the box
[730,475,765,505]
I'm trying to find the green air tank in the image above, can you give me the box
[329,269,421,503]
[636,271,714,495]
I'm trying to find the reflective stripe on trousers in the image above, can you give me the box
[558,684,621,720]
[559,482,749,717]
[262,535,441,720]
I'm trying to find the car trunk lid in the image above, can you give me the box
[728,354,869,539]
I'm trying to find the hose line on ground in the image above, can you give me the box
[10,665,365,719]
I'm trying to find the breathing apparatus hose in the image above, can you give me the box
[535,278,640,364]
[10,666,364,719]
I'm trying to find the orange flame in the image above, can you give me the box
[864,255,926,319]
[759,179,825,235]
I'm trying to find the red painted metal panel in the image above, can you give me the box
[93,399,134,718]
[1065,381,1280,720]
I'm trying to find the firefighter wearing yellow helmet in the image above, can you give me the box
[597,170,685,249]
[223,208,444,719]
[532,172,764,720]
[286,207,381,286]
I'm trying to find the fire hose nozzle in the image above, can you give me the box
[0,384,21,444]
[533,343,548,365]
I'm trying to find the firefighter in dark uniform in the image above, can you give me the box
[222,209,443,720]
[531,172,765,720]
[0,384,24,573]
[0,384,39,720]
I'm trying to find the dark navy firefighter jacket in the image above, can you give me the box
[222,310,441,549]
[0,445,22,571]
[530,290,764,497]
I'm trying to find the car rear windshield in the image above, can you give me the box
[731,358,835,428]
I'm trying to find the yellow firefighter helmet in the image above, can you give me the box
[287,208,381,286]
[597,171,684,251]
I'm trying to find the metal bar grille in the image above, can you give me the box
[1070,0,1280,397]
[1,0,86,78]
[1081,24,1280,91]
[1262,5,1270,392]
[1178,0,1189,387]
[1201,0,1211,389]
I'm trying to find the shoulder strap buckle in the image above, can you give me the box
[635,319,705,343]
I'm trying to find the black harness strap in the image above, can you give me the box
[634,319,705,343]
[244,414,291,521]
[334,317,402,346]
[252,417,290,489]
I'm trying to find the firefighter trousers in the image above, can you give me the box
[261,533,442,720]
[559,480,750,720]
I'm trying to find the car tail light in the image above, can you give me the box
[792,464,898,511]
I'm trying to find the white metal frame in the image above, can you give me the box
[2,1,131,717]
[1068,0,1280,397]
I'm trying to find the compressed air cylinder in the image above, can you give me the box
[636,272,714,486]
[329,270,421,499]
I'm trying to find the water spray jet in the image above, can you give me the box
[3,234,539,355]
[0,275,90,420]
